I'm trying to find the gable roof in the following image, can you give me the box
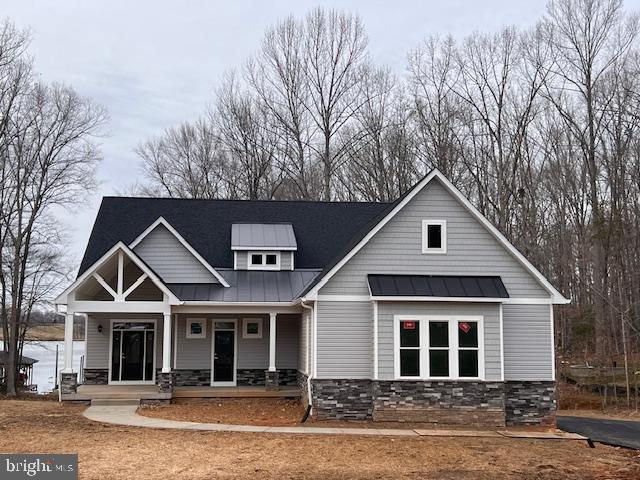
[129,216,230,287]
[301,170,570,304]
[78,198,389,277]
[57,242,180,305]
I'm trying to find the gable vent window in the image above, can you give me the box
[248,252,280,270]
[422,220,447,254]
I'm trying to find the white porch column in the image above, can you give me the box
[268,312,277,372]
[162,312,172,373]
[62,313,74,373]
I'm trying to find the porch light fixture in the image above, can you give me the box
[97,324,103,334]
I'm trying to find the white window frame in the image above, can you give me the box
[186,318,207,339]
[393,315,484,380]
[242,318,263,339]
[247,251,281,271]
[422,220,447,254]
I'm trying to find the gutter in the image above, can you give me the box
[300,297,314,411]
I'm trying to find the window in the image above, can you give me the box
[186,318,206,339]
[395,316,483,380]
[429,321,449,377]
[399,321,420,376]
[422,220,447,254]
[248,251,280,270]
[242,318,263,339]
[458,321,479,377]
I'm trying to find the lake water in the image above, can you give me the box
[3,341,84,393]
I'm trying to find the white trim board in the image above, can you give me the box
[304,169,569,305]
[129,216,230,287]
[55,242,180,306]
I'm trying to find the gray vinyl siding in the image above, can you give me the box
[172,314,299,370]
[503,304,554,381]
[298,308,310,373]
[85,313,163,373]
[174,316,212,369]
[235,251,248,270]
[377,302,502,381]
[281,251,293,270]
[316,301,372,378]
[235,251,293,271]
[85,312,300,375]
[319,178,549,298]
[134,224,219,283]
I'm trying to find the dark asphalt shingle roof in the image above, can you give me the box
[368,274,509,298]
[79,197,390,276]
[168,269,321,302]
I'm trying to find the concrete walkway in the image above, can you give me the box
[83,404,588,441]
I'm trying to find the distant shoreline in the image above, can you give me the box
[0,324,84,342]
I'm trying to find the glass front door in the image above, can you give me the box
[213,321,235,385]
[111,322,155,382]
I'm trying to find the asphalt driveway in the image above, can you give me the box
[558,415,640,449]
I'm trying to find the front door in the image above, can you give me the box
[110,321,155,383]
[212,321,235,385]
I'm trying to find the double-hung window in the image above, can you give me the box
[395,316,483,380]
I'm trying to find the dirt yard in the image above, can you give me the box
[0,399,638,479]
[140,398,546,430]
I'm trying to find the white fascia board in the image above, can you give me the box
[56,242,123,304]
[432,173,570,304]
[129,216,230,287]
[231,246,297,251]
[55,241,180,306]
[305,169,570,304]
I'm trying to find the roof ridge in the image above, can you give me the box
[102,196,391,205]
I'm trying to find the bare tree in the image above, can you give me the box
[213,74,283,200]
[302,8,368,200]
[543,0,639,356]
[0,50,106,395]
[137,119,226,198]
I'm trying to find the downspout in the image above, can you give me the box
[300,298,314,415]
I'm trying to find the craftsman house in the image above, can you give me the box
[55,169,569,426]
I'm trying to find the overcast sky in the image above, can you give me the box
[2,0,638,267]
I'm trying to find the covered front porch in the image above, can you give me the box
[55,243,309,401]
[60,308,304,401]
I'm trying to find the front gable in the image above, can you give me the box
[315,175,561,301]
[130,217,229,286]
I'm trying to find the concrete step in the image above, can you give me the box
[91,398,141,407]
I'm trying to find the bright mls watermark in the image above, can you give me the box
[0,455,77,479]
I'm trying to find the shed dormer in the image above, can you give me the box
[231,223,297,271]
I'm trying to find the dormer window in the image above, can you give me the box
[248,251,280,270]
[422,220,447,254]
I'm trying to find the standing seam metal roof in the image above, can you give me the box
[231,223,297,249]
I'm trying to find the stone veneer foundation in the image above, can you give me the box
[309,379,556,427]
[505,381,556,426]
[82,368,108,385]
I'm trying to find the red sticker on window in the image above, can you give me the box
[402,321,416,330]
[459,322,471,333]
